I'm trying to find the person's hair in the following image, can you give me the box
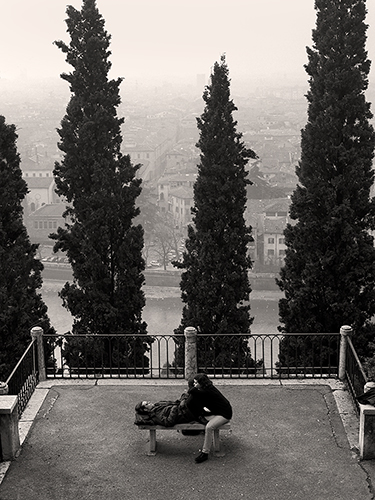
[135,402,148,414]
[194,373,213,389]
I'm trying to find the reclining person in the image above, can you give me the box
[134,386,208,428]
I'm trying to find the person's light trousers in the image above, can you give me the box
[202,415,230,453]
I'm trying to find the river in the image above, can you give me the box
[41,281,282,373]
[41,281,283,335]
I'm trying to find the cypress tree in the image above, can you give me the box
[52,0,148,369]
[0,116,54,379]
[174,55,257,371]
[277,0,375,345]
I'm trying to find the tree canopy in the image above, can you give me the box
[174,56,257,370]
[52,0,147,339]
[277,0,375,336]
[0,115,54,379]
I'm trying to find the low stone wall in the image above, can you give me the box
[145,269,279,291]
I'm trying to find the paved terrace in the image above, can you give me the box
[1,379,375,500]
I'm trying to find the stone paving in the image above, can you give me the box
[0,379,375,500]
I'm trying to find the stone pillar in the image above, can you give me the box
[31,326,46,382]
[184,327,197,381]
[0,396,20,460]
[338,325,352,381]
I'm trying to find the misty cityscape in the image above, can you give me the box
[3,2,375,496]
[0,0,374,338]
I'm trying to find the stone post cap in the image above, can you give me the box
[184,327,197,337]
[340,325,353,335]
[364,381,375,391]
[0,382,9,395]
[30,326,43,337]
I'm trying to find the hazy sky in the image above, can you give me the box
[1,0,374,86]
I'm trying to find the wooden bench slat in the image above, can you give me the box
[137,422,231,430]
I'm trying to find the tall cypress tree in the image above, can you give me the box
[0,116,54,379]
[52,1,148,368]
[277,0,375,342]
[174,56,257,370]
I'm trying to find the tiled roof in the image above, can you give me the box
[264,198,291,212]
[170,186,193,199]
[29,203,66,218]
[263,217,288,234]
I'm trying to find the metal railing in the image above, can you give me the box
[44,334,186,379]
[345,336,367,413]
[3,327,371,421]
[43,332,341,380]
[5,339,39,417]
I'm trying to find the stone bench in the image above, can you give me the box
[0,396,20,460]
[137,422,231,456]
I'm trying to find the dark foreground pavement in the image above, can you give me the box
[1,382,375,500]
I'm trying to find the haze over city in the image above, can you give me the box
[1,0,374,88]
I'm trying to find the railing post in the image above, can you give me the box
[0,382,9,395]
[184,327,197,381]
[31,326,46,382]
[339,325,353,381]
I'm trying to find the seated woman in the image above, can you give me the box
[186,373,232,463]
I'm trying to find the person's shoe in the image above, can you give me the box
[195,451,208,463]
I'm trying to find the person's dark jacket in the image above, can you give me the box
[134,393,196,427]
[187,385,233,420]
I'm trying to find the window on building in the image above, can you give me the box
[53,221,57,228]
[279,238,285,244]
[267,249,275,256]
[44,221,48,229]
[49,221,53,229]
[39,173,42,177]
[34,221,38,229]
[38,221,43,229]
[268,237,275,244]
[279,250,286,256]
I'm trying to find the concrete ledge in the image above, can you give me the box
[0,396,18,415]
[359,403,375,460]
[0,396,20,461]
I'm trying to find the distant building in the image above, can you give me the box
[23,176,61,212]
[27,203,67,246]
[256,198,291,266]
[157,172,197,214]
[169,185,193,229]
[123,136,173,182]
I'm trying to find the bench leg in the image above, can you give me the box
[213,429,225,457]
[148,429,157,455]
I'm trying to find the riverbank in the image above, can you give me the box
[41,264,281,292]
[42,279,283,301]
